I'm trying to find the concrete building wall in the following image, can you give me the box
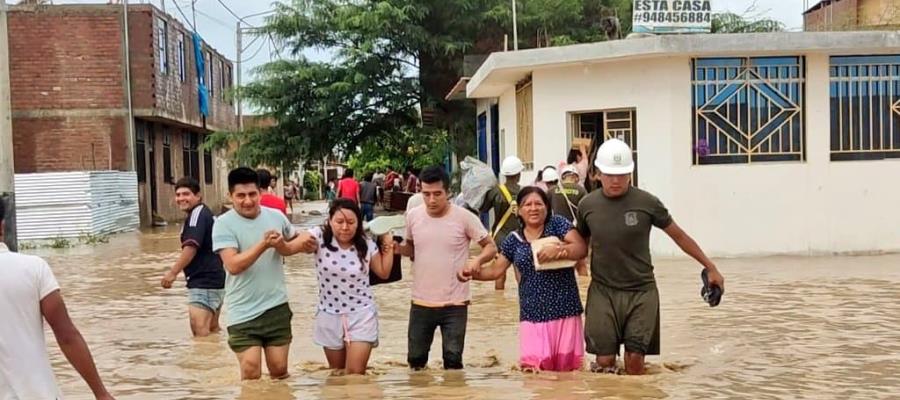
[492,53,900,257]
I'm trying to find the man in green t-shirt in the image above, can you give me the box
[479,156,524,290]
[551,165,588,276]
[212,167,316,380]
[575,139,725,375]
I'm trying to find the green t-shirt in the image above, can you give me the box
[212,207,296,327]
[550,182,587,223]
[480,182,522,245]
[575,187,673,291]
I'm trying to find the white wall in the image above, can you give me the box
[493,53,900,257]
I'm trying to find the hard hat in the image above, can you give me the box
[594,138,634,175]
[561,165,579,178]
[541,167,559,183]
[500,156,524,176]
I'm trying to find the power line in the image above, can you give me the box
[169,0,195,31]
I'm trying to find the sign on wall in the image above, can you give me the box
[632,0,712,34]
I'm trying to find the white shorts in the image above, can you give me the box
[313,306,379,350]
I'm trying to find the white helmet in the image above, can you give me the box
[561,165,579,178]
[541,167,559,183]
[500,156,524,176]
[594,138,634,175]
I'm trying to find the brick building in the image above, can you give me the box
[7,3,236,226]
[804,0,900,31]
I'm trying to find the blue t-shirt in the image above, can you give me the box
[500,215,583,323]
[212,207,296,327]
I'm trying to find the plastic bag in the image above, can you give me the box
[459,156,497,210]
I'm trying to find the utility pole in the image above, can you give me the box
[511,0,518,51]
[236,21,243,132]
[0,0,18,251]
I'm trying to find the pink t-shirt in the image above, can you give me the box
[405,204,488,305]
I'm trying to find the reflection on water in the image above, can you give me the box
[32,216,900,399]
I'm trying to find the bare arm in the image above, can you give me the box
[275,231,317,256]
[218,238,271,275]
[471,236,498,266]
[370,235,396,279]
[161,246,198,288]
[41,291,114,400]
[663,221,724,289]
[462,253,512,282]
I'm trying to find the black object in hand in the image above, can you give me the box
[701,269,722,307]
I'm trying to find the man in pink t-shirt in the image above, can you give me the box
[397,166,496,370]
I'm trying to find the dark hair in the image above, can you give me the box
[364,173,374,182]
[256,168,273,188]
[419,165,449,190]
[175,176,201,194]
[228,167,259,192]
[516,186,553,231]
[322,198,369,264]
[567,148,581,164]
[342,168,355,179]
[0,197,5,223]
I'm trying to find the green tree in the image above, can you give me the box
[211,1,633,168]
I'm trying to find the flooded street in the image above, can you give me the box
[33,217,900,399]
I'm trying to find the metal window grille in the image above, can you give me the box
[830,55,900,161]
[692,57,806,165]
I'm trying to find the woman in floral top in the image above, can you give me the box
[459,186,588,371]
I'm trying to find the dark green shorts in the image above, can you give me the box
[227,303,293,353]
[584,281,660,356]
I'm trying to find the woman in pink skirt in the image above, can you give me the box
[459,186,588,371]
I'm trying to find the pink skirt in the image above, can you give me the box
[519,315,585,372]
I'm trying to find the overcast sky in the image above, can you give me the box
[46,0,807,83]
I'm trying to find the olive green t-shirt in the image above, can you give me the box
[575,187,673,291]
[480,182,522,245]
[550,182,587,223]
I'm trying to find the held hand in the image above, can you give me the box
[264,230,284,248]
[299,235,318,253]
[379,234,395,251]
[536,243,565,263]
[160,271,176,289]
[457,266,475,282]
[706,268,725,292]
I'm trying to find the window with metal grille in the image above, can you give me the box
[830,55,900,161]
[136,124,147,183]
[182,132,200,179]
[207,51,214,98]
[203,146,213,184]
[177,32,186,82]
[157,18,168,74]
[692,57,805,165]
[162,131,173,183]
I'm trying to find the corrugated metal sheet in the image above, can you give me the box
[15,171,140,241]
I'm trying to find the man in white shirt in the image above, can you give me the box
[0,200,114,400]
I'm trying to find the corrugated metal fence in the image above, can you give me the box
[15,171,139,241]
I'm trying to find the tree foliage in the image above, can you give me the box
[208,1,635,169]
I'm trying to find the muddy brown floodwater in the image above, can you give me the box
[30,216,900,399]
